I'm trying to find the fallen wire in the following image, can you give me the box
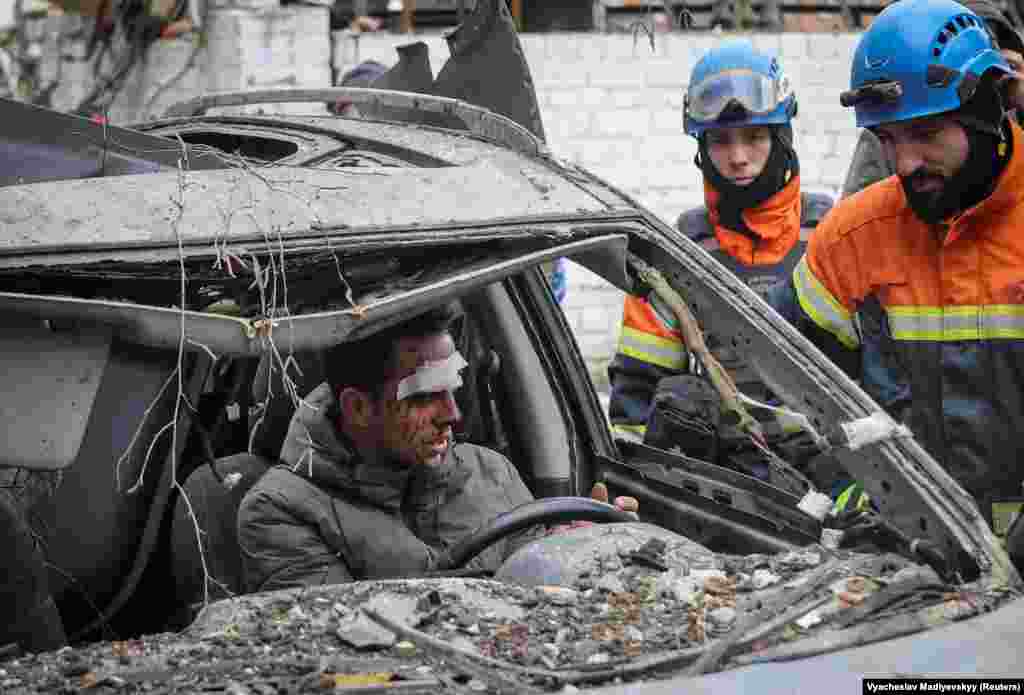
[325,232,365,315]
[187,337,218,362]
[43,560,119,642]
[628,0,691,52]
[170,133,231,607]
[126,419,174,495]
[115,367,178,492]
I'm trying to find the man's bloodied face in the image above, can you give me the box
[368,332,462,467]
[874,115,971,223]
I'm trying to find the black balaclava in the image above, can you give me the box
[696,123,800,237]
[899,75,1012,225]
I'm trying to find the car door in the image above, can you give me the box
[537,217,1017,588]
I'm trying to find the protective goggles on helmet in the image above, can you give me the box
[685,69,792,123]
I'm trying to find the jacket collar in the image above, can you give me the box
[278,382,461,512]
[703,174,803,265]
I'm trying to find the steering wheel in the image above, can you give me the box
[443,497,637,570]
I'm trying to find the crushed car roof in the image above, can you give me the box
[0,117,630,263]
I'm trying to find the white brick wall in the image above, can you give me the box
[559,260,625,389]
[50,25,864,208]
[45,6,332,122]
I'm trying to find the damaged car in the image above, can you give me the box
[1,1,1023,692]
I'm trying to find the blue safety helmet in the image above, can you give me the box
[842,0,1013,128]
[683,39,797,138]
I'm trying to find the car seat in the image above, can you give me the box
[169,453,272,622]
[171,347,327,621]
[248,350,328,463]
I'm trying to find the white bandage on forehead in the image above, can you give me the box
[396,350,468,400]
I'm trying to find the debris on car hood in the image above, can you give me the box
[0,525,995,694]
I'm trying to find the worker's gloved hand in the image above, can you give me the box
[547,482,639,535]
[832,508,952,580]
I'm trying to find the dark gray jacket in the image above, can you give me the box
[237,383,535,592]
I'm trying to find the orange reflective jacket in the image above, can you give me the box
[793,120,1024,519]
[608,183,832,437]
[705,174,802,266]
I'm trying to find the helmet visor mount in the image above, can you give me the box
[840,80,904,108]
[685,69,791,124]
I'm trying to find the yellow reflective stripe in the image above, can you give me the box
[886,305,1024,341]
[617,326,688,371]
[792,257,859,349]
[833,485,854,515]
[832,484,869,515]
[612,423,647,435]
[992,501,1024,537]
[855,492,870,511]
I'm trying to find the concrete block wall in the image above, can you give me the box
[334,31,864,223]
[44,6,332,122]
[334,31,864,375]
[558,260,625,390]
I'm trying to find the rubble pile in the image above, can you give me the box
[0,534,977,694]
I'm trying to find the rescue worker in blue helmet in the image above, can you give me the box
[827,0,1024,517]
[608,40,834,486]
[773,0,1024,530]
[841,0,1024,198]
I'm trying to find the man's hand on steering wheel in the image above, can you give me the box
[547,482,639,535]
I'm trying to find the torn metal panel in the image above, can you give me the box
[0,235,626,356]
[375,42,435,95]
[601,461,818,552]
[0,97,226,187]
[0,217,641,269]
[134,115,518,169]
[432,0,546,142]
[161,88,544,157]
[140,121,343,166]
[615,442,820,535]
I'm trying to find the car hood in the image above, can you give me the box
[0,523,1009,694]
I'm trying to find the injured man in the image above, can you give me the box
[237,303,638,592]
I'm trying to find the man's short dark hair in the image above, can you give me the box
[324,303,459,398]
